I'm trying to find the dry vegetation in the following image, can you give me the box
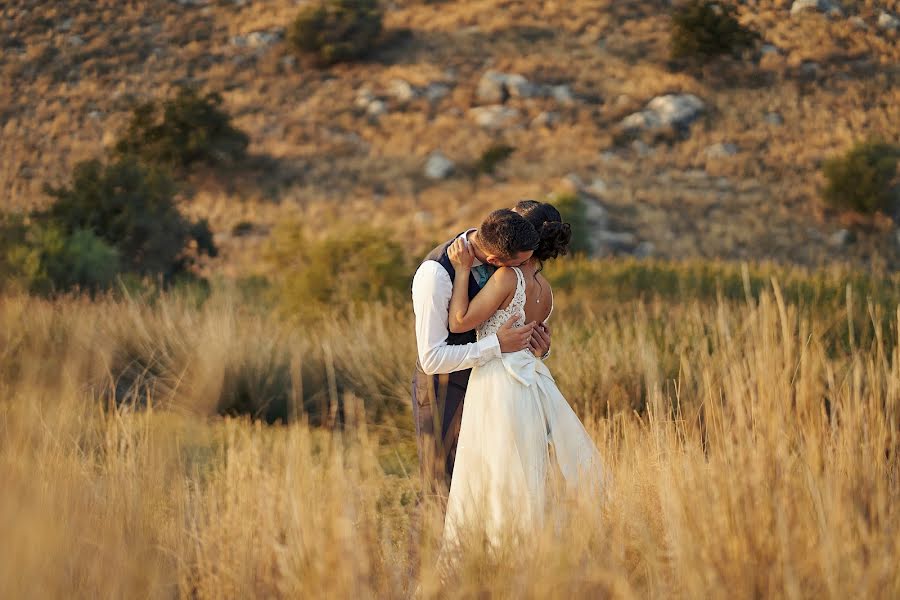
[1,266,899,597]
[2,1,900,596]
[2,0,900,273]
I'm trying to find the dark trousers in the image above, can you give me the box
[411,364,471,498]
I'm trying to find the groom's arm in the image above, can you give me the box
[412,261,501,375]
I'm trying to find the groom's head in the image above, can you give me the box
[474,209,538,267]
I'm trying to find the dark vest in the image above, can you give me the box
[424,235,484,346]
[416,234,488,387]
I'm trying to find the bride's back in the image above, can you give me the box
[519,264,553,324]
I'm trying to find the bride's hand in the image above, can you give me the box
[448,237,475,271]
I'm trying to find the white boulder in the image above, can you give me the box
[424,151,455,180]
[877,11,900,31]
[468,105,520,129]
[620,94,706,133]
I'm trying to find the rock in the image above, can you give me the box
[799,61,822,79]
[424,83,451,103]
[476,70,509,104]
[764,112,784,126]
[58,18,73,31]
[760,44,780,55]
[850,16,868,30]
[620,94,705,134]
[424,151,455,180]
[705,142,739,159]
[790,0,841,17]
[550,84,576,106]
[583,197,610,232]
[388,79,417,103]
[877,11,900,31]
[366,99,387,117]
[631,139,655,156]
[504,74,540,98]
[250,30,281,47]
[468,105,520,129]
[67,35,84,47]
[475,70,542,103]
[531,111,558,128]
[596,230,637,250]
[355,88,376,109]
[586,178,608,196]
[633,241,655,258]
[280,55,296,69]
[829,229,854,247]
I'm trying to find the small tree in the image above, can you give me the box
[41,158,217,283]
[288,0,383,67]
[670,1,759,60]
[115,86,249,169]
[549,193,592,255]
[266,223,408,319]
[822,141,899,214]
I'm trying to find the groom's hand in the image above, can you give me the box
[529,322,551,358]
[497,316,536,353]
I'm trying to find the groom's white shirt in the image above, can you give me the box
[412,229,501,375]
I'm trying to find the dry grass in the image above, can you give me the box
[2,1,900,273]
[1,269,898,598]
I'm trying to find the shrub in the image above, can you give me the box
[670,1,759,60]
[40,157,217,284]
[265,223,409,319]
[549,192,592,255]
[288,0,383,67]
[0,215,121,295]
[474,144,515,177]
[822,141,900,214]
[114,86,249,169]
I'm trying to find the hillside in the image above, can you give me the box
[2,0,900,275]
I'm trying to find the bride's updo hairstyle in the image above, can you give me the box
[513,200,572,263]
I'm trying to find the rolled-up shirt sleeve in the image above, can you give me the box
[412,260,501,375]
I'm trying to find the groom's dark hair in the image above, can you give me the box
[477,209,539,259]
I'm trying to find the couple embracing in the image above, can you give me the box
[411,200,604,551]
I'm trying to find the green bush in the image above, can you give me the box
[288,0,383,66]
[266,224,409,319]
[549,192,592,255]
[114,86,249,169]
[0,215,120,295]
[822,141,899,214]
[670,1,759,60]
[40,157,217,283]
[475,144,515,177]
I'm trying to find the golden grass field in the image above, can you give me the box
[1,262,898,598]
[2,0,900,597]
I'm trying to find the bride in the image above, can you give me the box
[440,200,604,551]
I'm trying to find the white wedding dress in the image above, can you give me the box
[441,267,604,550]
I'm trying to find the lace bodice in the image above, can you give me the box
[477,267,527,340]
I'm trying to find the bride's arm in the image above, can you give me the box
[447,239,516,333]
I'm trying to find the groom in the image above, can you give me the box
[411,208,552,497]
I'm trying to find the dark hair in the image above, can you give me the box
[478,209,539,259]
[513,200,572,262]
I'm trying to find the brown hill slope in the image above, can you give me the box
[2,0,899,274]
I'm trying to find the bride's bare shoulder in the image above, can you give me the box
[491,266,519,287]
